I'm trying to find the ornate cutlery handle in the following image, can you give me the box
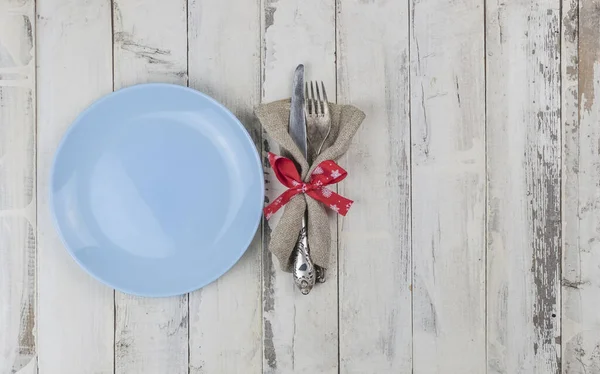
[292,214,316,294]
[315,265,326,283]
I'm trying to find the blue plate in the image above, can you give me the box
[50,83,264,297]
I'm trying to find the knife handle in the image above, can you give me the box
[292,214,316,295]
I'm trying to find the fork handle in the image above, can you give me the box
[292,214,316,295]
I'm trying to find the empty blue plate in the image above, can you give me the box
[50,83,264,297]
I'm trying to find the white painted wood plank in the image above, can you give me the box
[37,0,114,372]
[562,1,600,372]
[336,1,411,373]
[111,1,189,373]
[261,0,337,373]
[561,0,580,372]
[410,0,486,372]
[113,0,187,88]
[114,297,187,374]
[0,2,36,372]
[486,1,561,373]
[187,0,262,372]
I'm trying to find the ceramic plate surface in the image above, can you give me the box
[51,83,264,297]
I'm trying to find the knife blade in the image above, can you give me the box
[289,64,308,160]
[289,64,315,295]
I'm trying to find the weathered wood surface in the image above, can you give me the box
[562,0,600,373]
[187,0,263,372]
[36,0,115,372]
[486,1,562,373]
[5,0,600,373]
[411,0,486,373]
[336,0,411,373]
[261,1,338,373]
[112,1,189,373]
[0,0,36,373]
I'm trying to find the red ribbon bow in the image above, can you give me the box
[264,152,353,219]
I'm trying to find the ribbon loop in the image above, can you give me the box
[264,152,354,219]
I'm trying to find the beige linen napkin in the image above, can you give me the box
[256,99,366,272]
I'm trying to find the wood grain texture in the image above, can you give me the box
[410,0,486,373]
[0,1,36,372]
[187,0,262,372]
[562,1,600,373]
[37,0,114,372]
[486,1,561,373]
[5,2,595,373]
[112,0,189,373]
[261,0,337,373]
[113,0,188,87]
[336,1,411,373]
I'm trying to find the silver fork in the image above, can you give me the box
[305,81,332,283]
[306,81,332,163]
[291,81,332,293]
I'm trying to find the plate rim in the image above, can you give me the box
[49,82,265,297]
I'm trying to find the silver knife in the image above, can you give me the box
[289,64,316,295]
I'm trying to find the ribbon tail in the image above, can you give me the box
[335,196,354,216]
[263,188,301,219]
[331,194,353,216]
[307,189,354,216]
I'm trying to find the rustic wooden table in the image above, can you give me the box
[0,0,595,373]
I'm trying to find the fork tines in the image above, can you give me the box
[305,81,328,116]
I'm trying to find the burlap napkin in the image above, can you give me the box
[256,99,365,272]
